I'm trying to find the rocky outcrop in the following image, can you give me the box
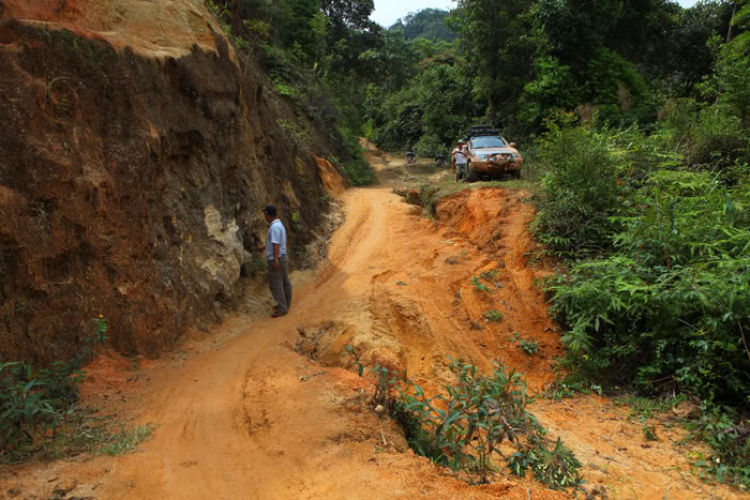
[0,0,339,363]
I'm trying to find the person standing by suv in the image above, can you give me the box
[263,205,292,318]
[453,141,468,183]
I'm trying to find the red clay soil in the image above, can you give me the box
[0,1,338,365]
[0,155,743,499]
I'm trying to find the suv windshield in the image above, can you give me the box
[470,136,506,149]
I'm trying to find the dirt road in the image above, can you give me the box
[2,150,742,499]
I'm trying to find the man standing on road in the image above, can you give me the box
[263,205,292,318]
[453,141,468,183]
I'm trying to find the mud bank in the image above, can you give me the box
[0,1,342,364]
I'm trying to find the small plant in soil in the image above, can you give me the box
[507,435,582,489]
[546,373,592,401]
[471,276,490,293]
[371,363,408,413]
[519,339,540,356]
[343,344,364,377]
[480,269,499,280]
[483,310,504,322]
[642,424,658,441]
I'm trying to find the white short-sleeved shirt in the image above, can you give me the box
[265,219,288,261]
[453,148,467,164]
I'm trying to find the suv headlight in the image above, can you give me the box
[511,153,520,160]
[477,154,489,160]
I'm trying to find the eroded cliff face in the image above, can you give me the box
[0,0,338,363]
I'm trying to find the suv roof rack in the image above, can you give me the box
[467,125,499,137]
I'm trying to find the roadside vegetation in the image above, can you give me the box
[1,318,152,463]
[529,5,750,488]
[205,0,377,185]
[346,350,582,489]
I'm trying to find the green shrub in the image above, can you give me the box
[367,86,423,151]
[328,126,376,186]
[533,103,750,495]
[545,164,750,406]
[508,436,582,489]
[415,133,443,157]
[688,405,750,488]
[391,359,581,487]
[533,118,621,257]
[519,339,540,356]
[471,276,490,292]
[1,318,107,461]
[658,99,750,180]
[0,359,86,461]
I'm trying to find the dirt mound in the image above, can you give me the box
[315,155,347,196]
[0,8,334,364]
[436,188,527,254]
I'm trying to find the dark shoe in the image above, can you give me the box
[271,310,287,318]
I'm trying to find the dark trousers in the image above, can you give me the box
[268,255,292,312]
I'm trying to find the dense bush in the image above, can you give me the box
[688,404,750,487]
[532,118,621,257]
[538,113,750,409]
[365,85,424,150]
[329,126,376,186]
[531,17,750,484]
[262,43,374,177]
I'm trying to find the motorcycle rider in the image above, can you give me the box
[406,147,416,164]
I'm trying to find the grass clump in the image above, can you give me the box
[483,310,504,322]
[471,276,490,292]
[99,424,155,456]
[40,416,154,460]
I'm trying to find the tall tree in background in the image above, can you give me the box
[394,8,457,42]
[453,0,533,127]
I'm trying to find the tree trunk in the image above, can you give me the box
[727,0,738,42]
[487,75,497,127]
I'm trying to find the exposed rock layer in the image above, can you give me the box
[0,0,336,363]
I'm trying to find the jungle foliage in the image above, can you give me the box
[529,2,750,486]
[361,0,739,152]
[216,0,750,487]
[209,0,381,184]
